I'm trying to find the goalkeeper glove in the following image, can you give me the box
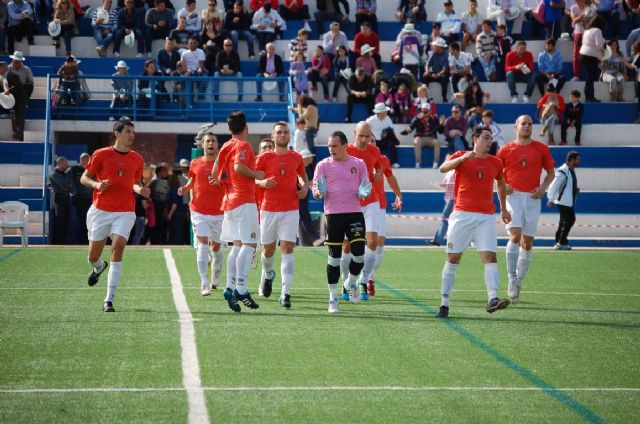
[358,178,372,199]
[316,176,327,196]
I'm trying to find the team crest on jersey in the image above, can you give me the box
[476,170,484,179]
[350,167,357,175]
[520,159,527,168]
[117,169,125,176]
[280,168,286,175]
[448,242,453,248]
[239,150,246,161]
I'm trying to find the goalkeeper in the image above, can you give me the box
[312,130,371,314]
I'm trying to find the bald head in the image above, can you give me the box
[354,121,373,149]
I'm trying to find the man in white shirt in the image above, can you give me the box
[366,102,400,168]
[437,0,462,46]
[251,2,286,53]
[181,36,207,100]
[322,21,349,58]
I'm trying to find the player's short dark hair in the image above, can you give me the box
[471,125,492,140]
[482,109,494,118]
[330,131,348,145]
[227,111,247,135]
[272,121,289,129]
[516,40,527,48]
[450,42,460,51]
[113,116,134,133]
[570,90,581,98]
[566,151,580,163]
[482,19,492,26]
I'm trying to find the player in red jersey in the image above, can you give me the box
[436,126,512,318]
[211,111,265,312]
[497,115,555,304]
[255,121,308,308]
[251,138,274,273]
[80,117,150,313]
[178,128,225,296]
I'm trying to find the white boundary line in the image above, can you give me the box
[163,249,210,424]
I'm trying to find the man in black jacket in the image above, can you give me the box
[213,38,243,101]
[255,42,284,102]
[49,156,75,244]
[560,90,584,146]
[401,102,445,168]
[345,67,373,123]
[224,0,255,58]
[113,0,146,57]
[1,60,26,140]
[157,36,180,75]
[314,0,350,35]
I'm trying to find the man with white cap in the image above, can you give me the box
[6,0,35,55]
[8,51,33,101]
[366,102,400,168]
[423,37,450,102]
[401,102,444,169]
[394,22,423,80]
[0,59,26,140]
[110,60,133,120]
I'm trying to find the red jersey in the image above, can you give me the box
[450,151,504,215]
[496,140,555,193]
[346,143,381,207]
[188,156,224,216]
[255,150,305,212]
[85,146,144,212]
[374,155,392,209]
[216,138,257,211]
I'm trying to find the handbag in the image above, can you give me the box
[533,1,545,24]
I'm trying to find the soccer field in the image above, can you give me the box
[1,246,639,423]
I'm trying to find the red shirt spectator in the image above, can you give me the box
[250,0,278,12]
[505,49,534,73]
[354,28,380,55]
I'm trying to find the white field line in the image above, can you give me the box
[2,386,639,394]
[163,249,210,424]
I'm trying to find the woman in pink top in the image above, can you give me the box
[579,15,607,102]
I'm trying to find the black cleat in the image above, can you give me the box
[88,260,108,286]
[223,288,241,312]
[235,290,259,310]
[436,305,449,318]
[103,301,115,312]
[486,297,510,313]
[262,271,276,298]
[279,294,291,309]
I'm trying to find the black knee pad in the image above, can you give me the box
[349,240,365,257]
[328,244,343,258]
[327,265,341,285]
[349,259,364,277]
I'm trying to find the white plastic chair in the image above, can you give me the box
[0,201,29,247]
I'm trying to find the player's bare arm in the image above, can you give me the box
[497,178,511,224]
[80,169,108,191]
[439,151,475,173]
[177,177,195,196]
[256,176,277,188]
[133,182,150,198]
[531,167,555,199]
[387,174,403,211]
[234,163,264,180]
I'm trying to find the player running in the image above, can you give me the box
[178,127,225,296]
[436,125,512,318]
[497,115,555,304]
[80,117,149,313]
[255,121,308,308]
[313,131,372,313]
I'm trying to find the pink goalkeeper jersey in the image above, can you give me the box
[313,155,368,215]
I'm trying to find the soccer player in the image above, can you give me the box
[252,137,274,273]
[497,115,555,304]
[177,127,225,296]
[80,117,149,313]
[313,131,372,314]
[211,111,265,312]
[255,121,308,308]
[436,125,512,318]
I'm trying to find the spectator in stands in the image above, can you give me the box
[570,0,594,81]
[626,27,640,59]
[49,156,74,245]
[579,15,606,102]
[367,102,400,167]
[355,0,377,34]
[255,42,284,101]
[547,151,581,251]
[561,90,584,145]
[149,163,170,244]
[413,83,437,116]
[294,117,307,151]
[486,0,525,37]
[476,19,499,82]
[461,0,481,51]
[424,22,441,52]
[401,102,444,168]
[7,0,35,54]
[394,23,423,80]
[309,45,332,101]
[0,0,7,55]
[521,0,545,39]
[170,16,191,50]
[50,0,77,57]
[67,152,92,245]
[537,83,565,145]
[428,153,454,246]
[171,59,191,111]
[596,0,620,39]
[290,51,309,97]
[293,94,319,153]
[314,0,349,36]
[455,80,490,125]
[118,0,145,8]
[495,23,513,81]
[200,17,225,54]
[8,51,32,101]
[395,0,426,25]
[0,59,26,140]
[288,28,309,61]
[355,44,377,76]
[224,0,255,57]
[166,171,188,245]
[279,0,311,32]
[322,21,349,59]
[536,38,566,96]
[375,79,395,118]
[630,40,640,123]
[201,0,224,32]
[249,0,278,14]
[394,67,418,95]
[444,104,468,152]
[505,40,536,103]
[213,38,243,101]
[354,22,381,68]
[54,55,82,107]
[345,67,374,123]
[91,0,119,58]
[178,0,201,38]
[601,39,630,102]
[110,60,133,119]
[145,0,175,53]
[423,38,450,102]
[251,2,285,53]
[331,44,350,100]
[138,59,167,114]
[158,36,180,75]
[32,0,52,25]
[543,0,564,39]
[448,42,473,95]
[114,0,146,57]
[393,80,412,123]
[437,0,462,46]
[181,35,207,99]
[481,109,504,154]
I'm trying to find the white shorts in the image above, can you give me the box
[221,202,259,244]
[362,201,381,234]
[86,205,136,242]
[377,208,387,237]
[505,191,541,237]
[191,211,223,243]
[260,209,300,244]
[446,210,497,254]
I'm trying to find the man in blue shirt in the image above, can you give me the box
[423,37,450,102]
[6,0,35,54]
[535,38,566,96]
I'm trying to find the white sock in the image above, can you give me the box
[329,283,338,300]
[212,247,224,280]
[280,253,294,295]
[196,243,209,284]
[517,247,532,283]
[89,258,104,272]
[340,252,351,283]
[360,246,376,282]
[261,252,275,281]
[226,245,240,290]
[371,245,384,276]
[506,241,519,282]
[235,245,255,295]
[441,261,458,306]
[484,262,500,301]
[105,261,122,303]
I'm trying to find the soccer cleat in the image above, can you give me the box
[223,288,241,312]
[201,282,211,296]
[235,290,259,309]
[103,301,115,312]
[486,297,510,313]
[262,270,276,298]
[436,305,449,318]
[367,279,376,296]
[359,282,369,301]
[279,294,291,309]
[341,287,350,301]
[554,243,562,250]
[507,279,520,304]
[328,297,339,313]
[561,244,572,251]
[88,260,108,286]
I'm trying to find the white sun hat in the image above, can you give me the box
[0,93,16,109]
[372,102,390,114]
[124,32,136,47]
